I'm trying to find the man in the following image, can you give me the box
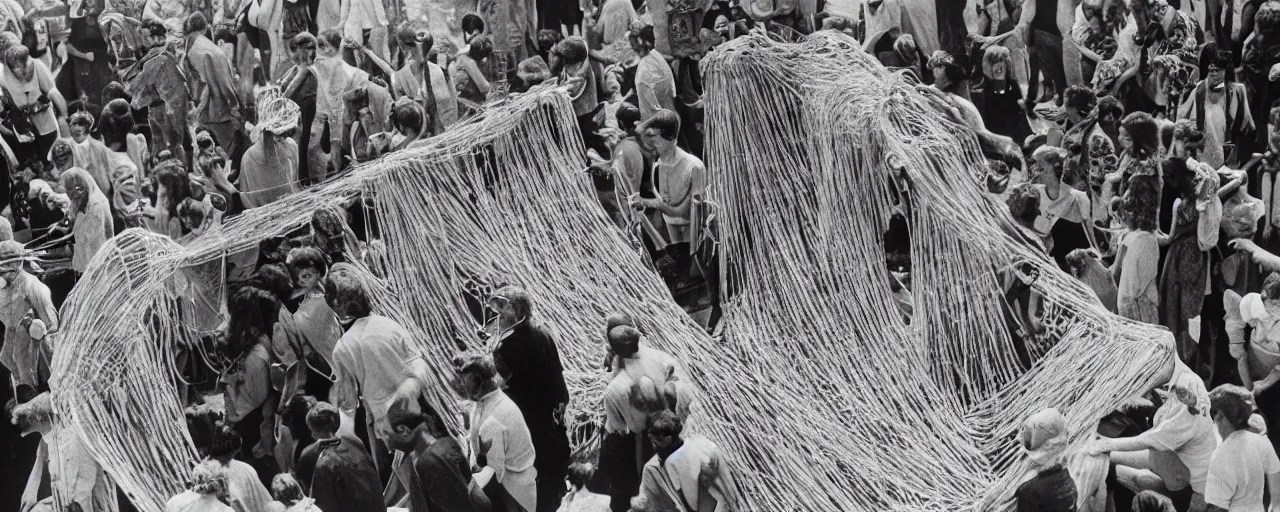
[634,410,735,512]
[13,392,114,512]
[130,19,188,165]
[384,401,484,512]
[0,240,57,393]
[295,401,386,511]
[488,285,571,512]
[1204,385,1280,512]
[389,21,456,134]
[634,109,706,249]
[184,12,241,155]
[629,24,674,121]
[324,262,432,481]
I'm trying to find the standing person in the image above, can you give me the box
[633,109,706,267]
[1030,145,1094,270]
[389,22,456,134]
[185,13,242,156]
[324,262,432,481]
[60,0,115,104]
[311,28,369,180]
[553,37,598,153]
[0,44,66,167]
[219,285,283,484]
[488,285,571,512]
[451,353,537,512]
[1177,46,1254,169]
[266,474,321,512]
[1111,177,1161,324]
[338,0,388,60]
[295,401,386,512]
[633,410,735,512]
[58,167,112,274]
[279,32,317,185]
[629,25,673,121]
[384,401,487,512]
[1204,384,1280,511]
[239,96,300,208]
[451,34,493,115]
[207,422,275,512]
[1161,160,1219,375]
[282,246,342,400]
[129,19,187,165]
[0,240,57,394]
[12,392,116,512]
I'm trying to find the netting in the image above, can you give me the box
[699,31,1175,510]
[49,88,719,511]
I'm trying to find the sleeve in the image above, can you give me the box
[28,280,57,332]
[1203,459,1234,509]
[328,348,361,413]
[1225,290,1247,359]
[479,419,508,482]
[1134,413,1197,451]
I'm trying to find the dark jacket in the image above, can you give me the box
[296,435,387,512]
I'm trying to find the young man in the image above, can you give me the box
[1205,384,1280,512]
[633,109,706,250]
[129,19,187,164]
[629,25,674,121]
[184,13,241,155]
[634,410,735,512]
[324,262,432,480]
[0,240,57,393]
[384,401,484,512]
[295,401,386,512]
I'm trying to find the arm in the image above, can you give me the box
[473,421,506,488]
[1110,240,1128,282]
[360,48,396,78]
[1090,434,1156,454]
[1255,364,1280,394]
[463,58,490,94]
[282,66,308,98]
[65,45,94,62]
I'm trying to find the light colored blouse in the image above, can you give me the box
[470,389,537,512]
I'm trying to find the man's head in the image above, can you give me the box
[390,98,426,136]
[488,285,533,325]
[1209,384,1254,438]
[1063,85,1097,122]
[50,138,74,171]
[608,325,642,358]
[207,421,242,462]
[461,13,484,41]
[1096,95,1124,125]
[1030,145,1066,184]
[384,399,447,452]
[639,109,680,155]
[451,352,498,400]
[628,23,655,55]
[286,246,328,292]
[324,263,372,326]
[140,19,167,48]
[305,401,340,439]
[183,12,208,38]
[1172,119,1204,158]
[9,391,52,436]
[4,43,30,79]
[290,32,317,66]
[645,409,683,456]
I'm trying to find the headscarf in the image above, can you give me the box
[1018,408,1070,467]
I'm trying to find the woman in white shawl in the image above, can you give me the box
[57,167,112,273]
[1087,364,1218,510]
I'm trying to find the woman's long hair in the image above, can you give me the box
[154,162,192,220]
[222,286,281,361]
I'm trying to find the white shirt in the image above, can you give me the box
[1205,429,1280,511]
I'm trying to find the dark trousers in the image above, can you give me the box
[1028,29,1066,105]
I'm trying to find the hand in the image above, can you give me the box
[1231,238,1260,254]
[81,51,94,62]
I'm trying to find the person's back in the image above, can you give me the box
[167,490,236,512]
[410,437,477,512]
[305,434,387,512]
[1015,464,1078,512]
[1207,429,1280,511]
[223,459,273,512]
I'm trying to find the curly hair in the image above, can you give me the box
[1096,95,1124,121]
[1114,174,1160,231]
[1172,119,1205,152]
[468,34,493,61]
[1063,85,1097,115]
[189,460,230,498]
[1121,111,1160,160]
[452,351,499,397]
[324,263,372,320]
[1259,1,1280,40]
[1264,272,1280,300]
[1006,183,1041,227]
[982,45,1011,79]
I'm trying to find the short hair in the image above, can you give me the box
[605,312,635,333]
[616,103,641,134]
[286,246,328,275]
[490,285,534,320]
[468,34,493,61]
[396,21,433,49]
[1209,384,1255,430]
[50,138,74,168]
[629,24,655,47]
[271,473,305,504]
[1263,272,1280,300]
[289,31,317,52]
[306,401,341,437]
[1096,95,1124,121]
[1132,490,1176,512]
[213,25,235,45]
[1063,85,1097,115]
[1121,111,1160,160]
[1032,145,1067,179]
[141,18,167,38]
[554,37,588,65]
[324,263,373,319]
[386,399,448,436]
[567,462,595,489]
[608,325,641,347]
[453,352,498,395]
[252,263,294,300]
[184,401,224,455]
[645,409,683,438]
[1173,119,1205,152]
[390,98,425,134]
[280,394,317,437]
[640,109,680,140]
[317,28,342,50]
[184,12,208,35]
[207,421,242,459]
[461,13,484,34]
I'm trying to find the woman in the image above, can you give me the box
[147,160,192,239]
[310,28,367,180]
[219,285,283,484]
[240,96,300,208]
[0,43,66,166]
[279,32,316,184]
[282,246,341,398]
[58,167,111,274]
[1160,159,1220,373]
[60,0,116,105]
[1111,175,1161,324]
[977,45,1031,143]
[1015,408,1077,511]
[452,34,492,114]
[21,16,60,75]
[365,97,424,159]
[1105,112,1161,225]
[1088,366,1217,510]
[452,353,537,512]
[166,460,235,512]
